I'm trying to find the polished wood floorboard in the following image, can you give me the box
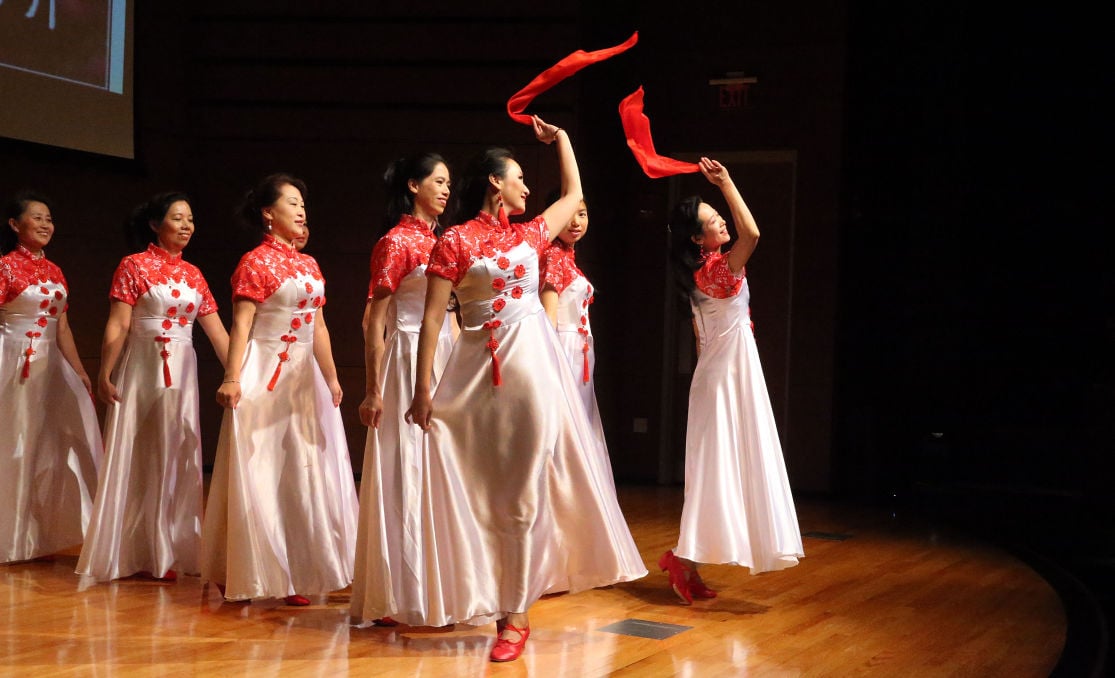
[1,487,1064,676]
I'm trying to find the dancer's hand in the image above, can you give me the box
[698,157,731,186]
[76,372,93,397]
[97,377,121,404]
[217,380,241,410]
[359,393,383,428]
[533,115,562,144]
[405,392,433,431]
[327,378,343,407]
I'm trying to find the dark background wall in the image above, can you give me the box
[2,3,1110,519]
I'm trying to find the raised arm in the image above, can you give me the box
[359,293,392,428]
[405,275,453,430]
[96,300,133,402]
[217,299,257,409]
[536,116,584,241]
[700,157,760,274]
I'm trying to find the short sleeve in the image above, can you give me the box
[540,244,567,293]
[426,229,469,286]
[369,234,409,296]
[694,254,745,299]
[108,257,142,305]
[524,216,549,257]
[231,254,274,303]
[0,260,11,302]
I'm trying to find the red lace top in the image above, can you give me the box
[694,251,745,299]
[427,212,548,286]
[540,240,587,294]
[232,235,326,305]
[110,244,218,314]
[368,214,438,296]
[0,245,68,307]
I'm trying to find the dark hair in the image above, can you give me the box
[383,152,447,229]
[236,173,307,235]
[2,190,52,254]
[125,191,191,252]
[451,147,514,224]
[669,195,705,296]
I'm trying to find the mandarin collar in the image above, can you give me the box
[400,213,437,233]
[475,211,504,229]
[147,242,183,261]
[263,233,297,256]
[15,244,45,261]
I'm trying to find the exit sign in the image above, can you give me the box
[710,75,757,110]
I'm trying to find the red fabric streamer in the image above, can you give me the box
[618,86,700,178]
[507,32,639,125]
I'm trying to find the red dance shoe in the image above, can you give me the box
[155,570,177,582]
[283,594,311,606]
[658,550,693,605]
[489,623,530,662]
[689,578,718,599]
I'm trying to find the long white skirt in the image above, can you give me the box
[200,335,358,600]
[675,323,803,572]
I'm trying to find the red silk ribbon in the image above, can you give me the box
[618,86,700,178]
[507,32,639,125]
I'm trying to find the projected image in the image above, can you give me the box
[0,0,126,92]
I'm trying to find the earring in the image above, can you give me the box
[266,219,272,231]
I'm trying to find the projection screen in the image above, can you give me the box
[0,0,133,158]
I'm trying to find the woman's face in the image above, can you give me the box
[8,201,54,251]
[411,162,451,220]
[263,183,306,244]
[558,201,589,246]
[153,200,194,254]
[496,159,529,215]
[693,202,729,251]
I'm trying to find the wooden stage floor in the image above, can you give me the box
[1,486,1064,676]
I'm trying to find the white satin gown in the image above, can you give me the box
[540,241,643,593]
[200,236,358,601]
[391,213,645,627]
[351,215,455,624]
[0,246,101,563]
[78,245,218,581]
[675,253,803,572]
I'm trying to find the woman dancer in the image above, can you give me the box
[0,191,101,563]
[201,174,358,606]
[661,157,803,604]
[351,153,456,626]
[540,198,596,418]
[77,192,229,582]
[407,117,645,662]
